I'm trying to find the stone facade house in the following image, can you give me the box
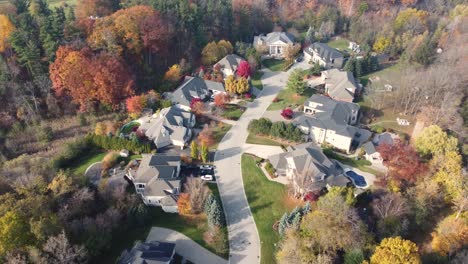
[253,32,295,57]
[126,154,181,213]
[168,76,225,111]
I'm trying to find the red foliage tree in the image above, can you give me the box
[126,95,146,116]
[236,60,252,78]
[377,142,427,185]
[50,46,135,111]
[198,124,215,147]
[214,93,229,108]
[281,108,294,119]
[190,98,205,115]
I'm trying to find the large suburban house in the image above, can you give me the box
[268,142,350,194]
[304,42,344,69]
[126,154,181,213]
[295,95,364,153]
[215,54,244,78]
[138,106,195,150]
[168,76,225,111]
[322,69,360,102]
[253,32,295,57]
[119,240,176,264]
[362,132,400,164]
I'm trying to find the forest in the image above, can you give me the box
[0,0,467,263]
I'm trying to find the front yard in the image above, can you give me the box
[267,87,315,111]
[246,133,288,147]
[241,154,301,264]
[252,71,264,90]
[220,104,245,121]
[263,58,287,72]
[211,122,232,150]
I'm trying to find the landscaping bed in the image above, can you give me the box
[241,154,301,264]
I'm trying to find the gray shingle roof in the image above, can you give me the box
[306,42,343,62]
[362,141,377,154]
[215,54,244,72]
[119,241,175,264]
[324,69,358,102]
[169,76,224,107]
[255,32,295,45]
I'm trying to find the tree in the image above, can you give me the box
[248,118,272,135]
[200,143,209,163]
[373,36,391,53]
[235,77,249,94]
[431,151,465,200]
[225,75,236,94]
[126,95,147,118]
[377,142,426,186]
[163,64,182,82]
[372,192,409,238]
[75,0,113,19]
[0,211,33,255]
[177,193,192,215]
[236,60,251,78]
[415,125,458,158]
[184,177,210,214]
[218,40,233,55]
[214,93,229,108]
[431,216,468,257]
[305,26,314,44]
[370,237,421,264]
[287,69,305,94]
[0,15,15,53]
[43,230,88,264]
[94,122,107,136]
[190,98,205,115]
[201,41,221,65]
[190,141,198,160]
[198,125,215,147]
[283,43,301,63]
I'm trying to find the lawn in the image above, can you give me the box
[267,87,315,111]
[252,71,264,90]
[241,154,299,264]
[70,151,107,176]
[326,38,351,51]
[120,121,140,135]
[0,0,77,9]
[246,133,285,147]
[359,62,403,87]
[323,148,380,175]
[211,122,232,150]
[96,182,229,263]
[220,104,245,121]
[263,58,287,72]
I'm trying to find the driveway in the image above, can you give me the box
[214,68,289,263]
[146,227,227,264]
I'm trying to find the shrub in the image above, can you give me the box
[101,152,120,176]
[247,118,272,135]
[265,162,276,177]
[86,134,152,154]
[280,108,294,119]
[204,194,225,228]
[244,93,251,99]
[177,193,192,215]
[37,126,53,143]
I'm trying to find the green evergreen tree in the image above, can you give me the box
[286,69,306,94]
[200,143,209,163]
[190,141,198,160]
[278,212,289,236]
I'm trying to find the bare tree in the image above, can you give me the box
[372,192,408,219]
[5,252,27,264]
[184,177,210,214]
[43,231,87,264]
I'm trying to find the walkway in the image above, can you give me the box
[214,68,289,264]
[146,227,227,264]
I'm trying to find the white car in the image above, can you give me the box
[200,175,214,181]
[199,165,214,170]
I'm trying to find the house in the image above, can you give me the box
[126,154,181,213]
[372,132,400,146]
[138,106,195,150]
[322,69,360,102]
[215,54,244,78]
[119,241,176,264]
[168,76,225,111]
[296,95,364,153]
[303,42,344,69]
[253,32,295,57]
[268,142,349,194]
[362,141,383,163]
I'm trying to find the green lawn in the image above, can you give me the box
[326,38,351,51]
[263,59,286,72]
[96,182,229,263]
[241,154,293,264]
[359,62,403,87]
[246,133,285,147]
[70,152,107,176]
[220,104,245,121]
[211,123,232,150]
[252,71,264,90]
[323,149,380,175]
[267,87,315,111]
[120,121,140,135]
[0,0,77,9]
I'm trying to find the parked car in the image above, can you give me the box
[201,175,214,181]
[345,170,367,188]
[199,164,214,170]
[295,56,303,63]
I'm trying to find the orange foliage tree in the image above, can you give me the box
[75,0,113,20]
[0,15,15,53]
[198,124,215,147]
[431,217,468,256]
[50,46,135,111]
[214,93,229,108]
[126,95,147,118]
[177,193,192,215]
[163,64,182,82]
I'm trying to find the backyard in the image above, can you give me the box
[252,71,264,90]
[95,182,228,263]
[241,154,301,264]
[262,58,287,72]
[267,87,315,111]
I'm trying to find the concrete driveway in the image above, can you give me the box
[214,68,288,264]
[146,227,227,264]
[243,144,284,159]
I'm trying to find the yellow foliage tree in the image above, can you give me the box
[163,64,182,82]
[95,122,107,136]
[370,237,421,264]
[373,36,392,53]
[225,75,236,94]
[415,125,458,158]
[0,14,15,53]
[432,151,464,200]
[393,8,429,33]
[236,77,249,94]
[431,216,468,256]
[218,39,233,55]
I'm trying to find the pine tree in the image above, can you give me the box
[302,201,312,214]
[200,143,209,162]
[305,26,314,44]
[278,212,289,236]
[286,69,305,95]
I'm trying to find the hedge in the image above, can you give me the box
[86,134,152,154]
[265,161,276,177]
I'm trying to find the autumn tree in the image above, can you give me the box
[225,75,236,94]
[198,125,215,147]
[0,15,15,53]
[430,151,465,201]
[214,93,229,108]
[415,125,458,158]
[177,193,192,215]
[201,40,233,65]
[126,95,147,118]
[200,143,209,163]
[190,98,205,116]
[184,177,210,214]
[377,142,426,187]
[0,211,33,255]
[190,141,198,160]
[42,230,88,263]
[75,0,114,20]
[372,192,409,238]
[50,46,135,111]
[236,60,251,78]
[373,36,391,53]
[235,77,249,94]
[163,64,182,82]
[370,237,421,264]
[283,43,301,63]
[218,40,233,55]
[431,216,468,257]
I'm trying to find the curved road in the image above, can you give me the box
[214,68,290,263]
